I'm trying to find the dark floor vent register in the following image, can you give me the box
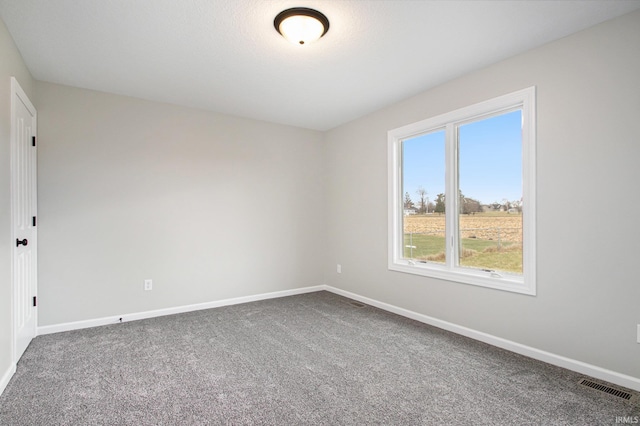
[579,378,637,403]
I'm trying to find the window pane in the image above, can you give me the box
[402,130,446,264]
[458,110,522,274]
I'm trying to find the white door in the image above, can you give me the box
[11,77,37,362]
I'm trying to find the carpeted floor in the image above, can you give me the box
[0,291,638,425]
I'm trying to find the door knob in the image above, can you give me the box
[16,238,28,247]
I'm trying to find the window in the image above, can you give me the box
[388,87,536,295]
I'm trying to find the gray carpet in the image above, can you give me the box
[0,291,638,425]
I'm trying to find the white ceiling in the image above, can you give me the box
[1,1,639,131]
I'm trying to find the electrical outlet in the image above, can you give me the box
[144,279,153,291]
[337,264,341,274]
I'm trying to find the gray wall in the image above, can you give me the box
[323,10,640,379]
[35,82,325,326]
[0,18,34,385]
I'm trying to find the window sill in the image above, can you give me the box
[388,260,536,296]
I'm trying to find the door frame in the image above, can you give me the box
[10,76,38,364]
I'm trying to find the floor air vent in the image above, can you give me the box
[579,378,635,402]
[347,301,366,308]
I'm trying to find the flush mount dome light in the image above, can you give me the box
[274,7,329,45]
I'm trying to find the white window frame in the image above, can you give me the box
[388,87,536,295]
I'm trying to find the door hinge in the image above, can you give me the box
[32,136,36,147]
[32,216,36,227]
[33,296,37,307]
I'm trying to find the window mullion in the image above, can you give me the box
[444,123,457,270]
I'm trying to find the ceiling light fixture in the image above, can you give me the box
[274,7,330,45]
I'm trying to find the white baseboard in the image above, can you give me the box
[34,283,640,392]
[324,286,640,392]
[0,363,16,397]
[37,285,325,336]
